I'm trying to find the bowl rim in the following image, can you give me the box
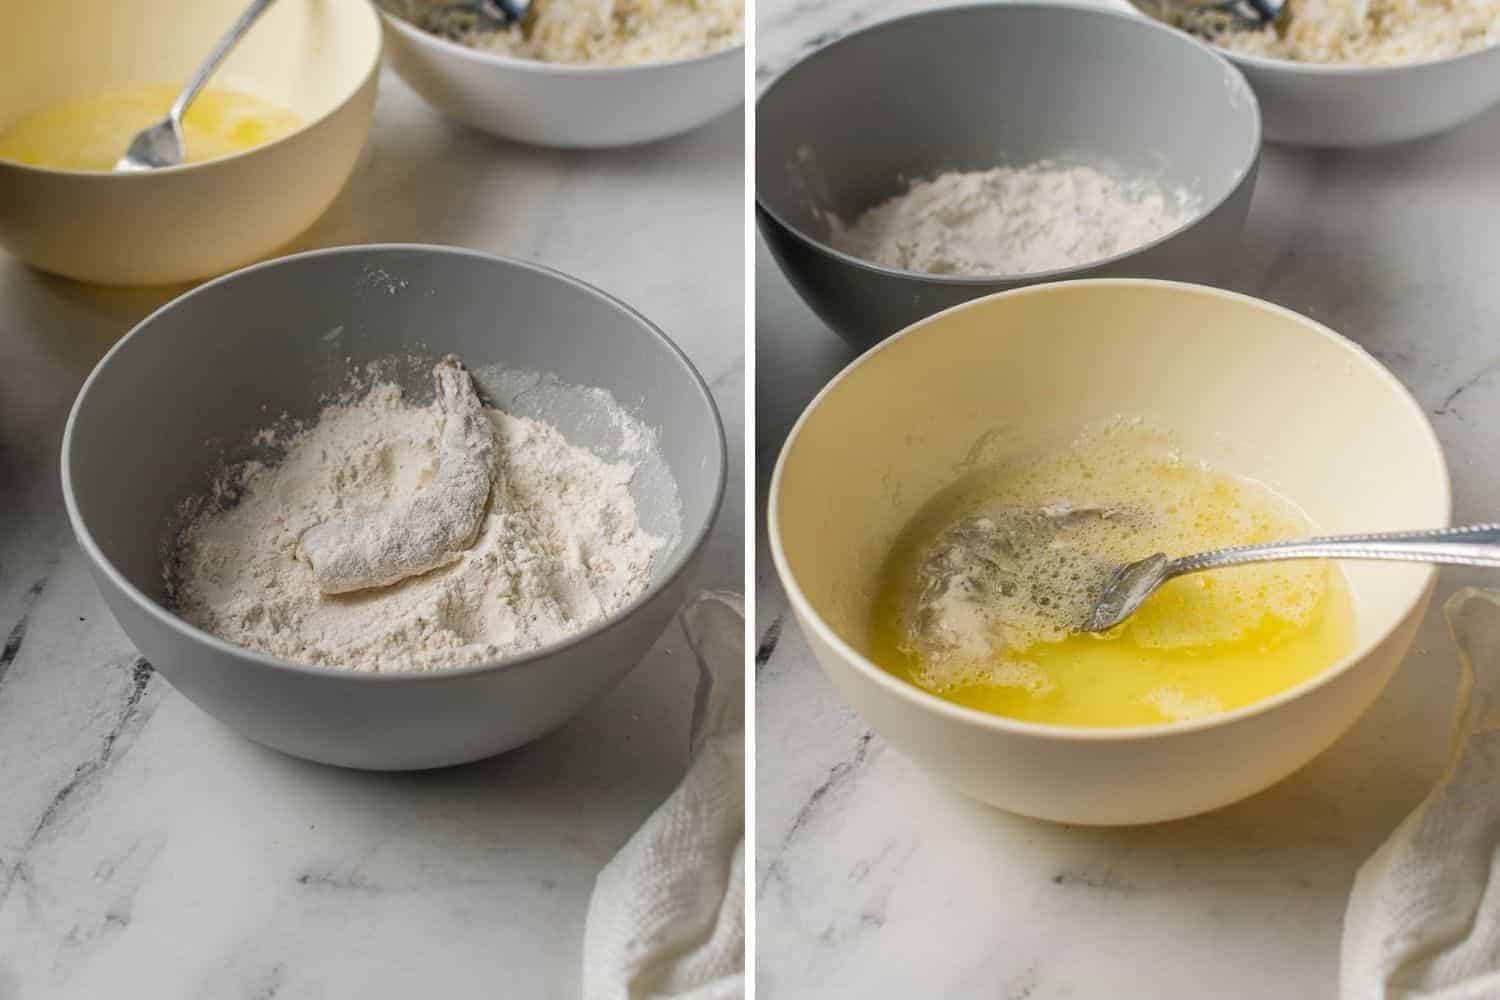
[0,0,383,179]
[61,242,728,684]
[377,2,745,76]
[753,1,1263,287]
[768,277,1452,742]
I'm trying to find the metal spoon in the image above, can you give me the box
[399,0,532,39]
[1135,0,1287,31]
[1212,0,1287,27]
[1083,524,1500,633]
[454,0,531,29]
[115,0,278,172]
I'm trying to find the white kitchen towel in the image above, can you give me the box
[582,591,745,1000]
[1343,588,1500,999]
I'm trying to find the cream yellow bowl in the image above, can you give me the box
[769,279,1450,826]
[0,0,380,286]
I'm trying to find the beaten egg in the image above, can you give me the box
[869,420,1357,727]
[0,85,301,171]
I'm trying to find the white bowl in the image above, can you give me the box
[0,0,380,286]
[770,279,1450,825]
[1110,0,1500,146]
[1221,43,1500,146]
[378,8,744,148]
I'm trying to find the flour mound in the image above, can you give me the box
[169,379,665,673]
[830,162,1199,277]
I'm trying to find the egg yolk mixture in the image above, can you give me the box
[0,85,301,171]
[869,421,1357,727]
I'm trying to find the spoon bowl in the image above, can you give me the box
[115,0,278,172]
[115,118,186,173]
[1083,554,1171,633]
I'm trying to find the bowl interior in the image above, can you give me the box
[774,281,1447,692]
[757,4,1258,253]
[66,247,722,631]
[0,0,378,141]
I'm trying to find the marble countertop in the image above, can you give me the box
[754,2,1500,997]
[0,70,743,998]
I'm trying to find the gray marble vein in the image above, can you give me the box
[753,614,784,671]
[0,66,742,999]
[0,576,48,683]
[755,1,1500,996]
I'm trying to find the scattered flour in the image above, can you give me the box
[830,162,1199,277]
[168,368,667,673]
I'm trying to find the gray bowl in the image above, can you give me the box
[756,3,1263,349]
[62,245,725,770]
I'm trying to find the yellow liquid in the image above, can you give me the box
[869,422,1357,728]
[0,85,301,171]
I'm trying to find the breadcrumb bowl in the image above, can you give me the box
[0,0,380,286]
[1115,0,1500,146]
[63,245,726,770]
[1202,42,1500,146]
[770,280,1449,825]
[378,4,744,148]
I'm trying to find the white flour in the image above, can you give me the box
[168,372,667,673]
[830,162,1199,277]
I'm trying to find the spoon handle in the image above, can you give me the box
[1165,524,1500,577]
[170,0,279,122]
